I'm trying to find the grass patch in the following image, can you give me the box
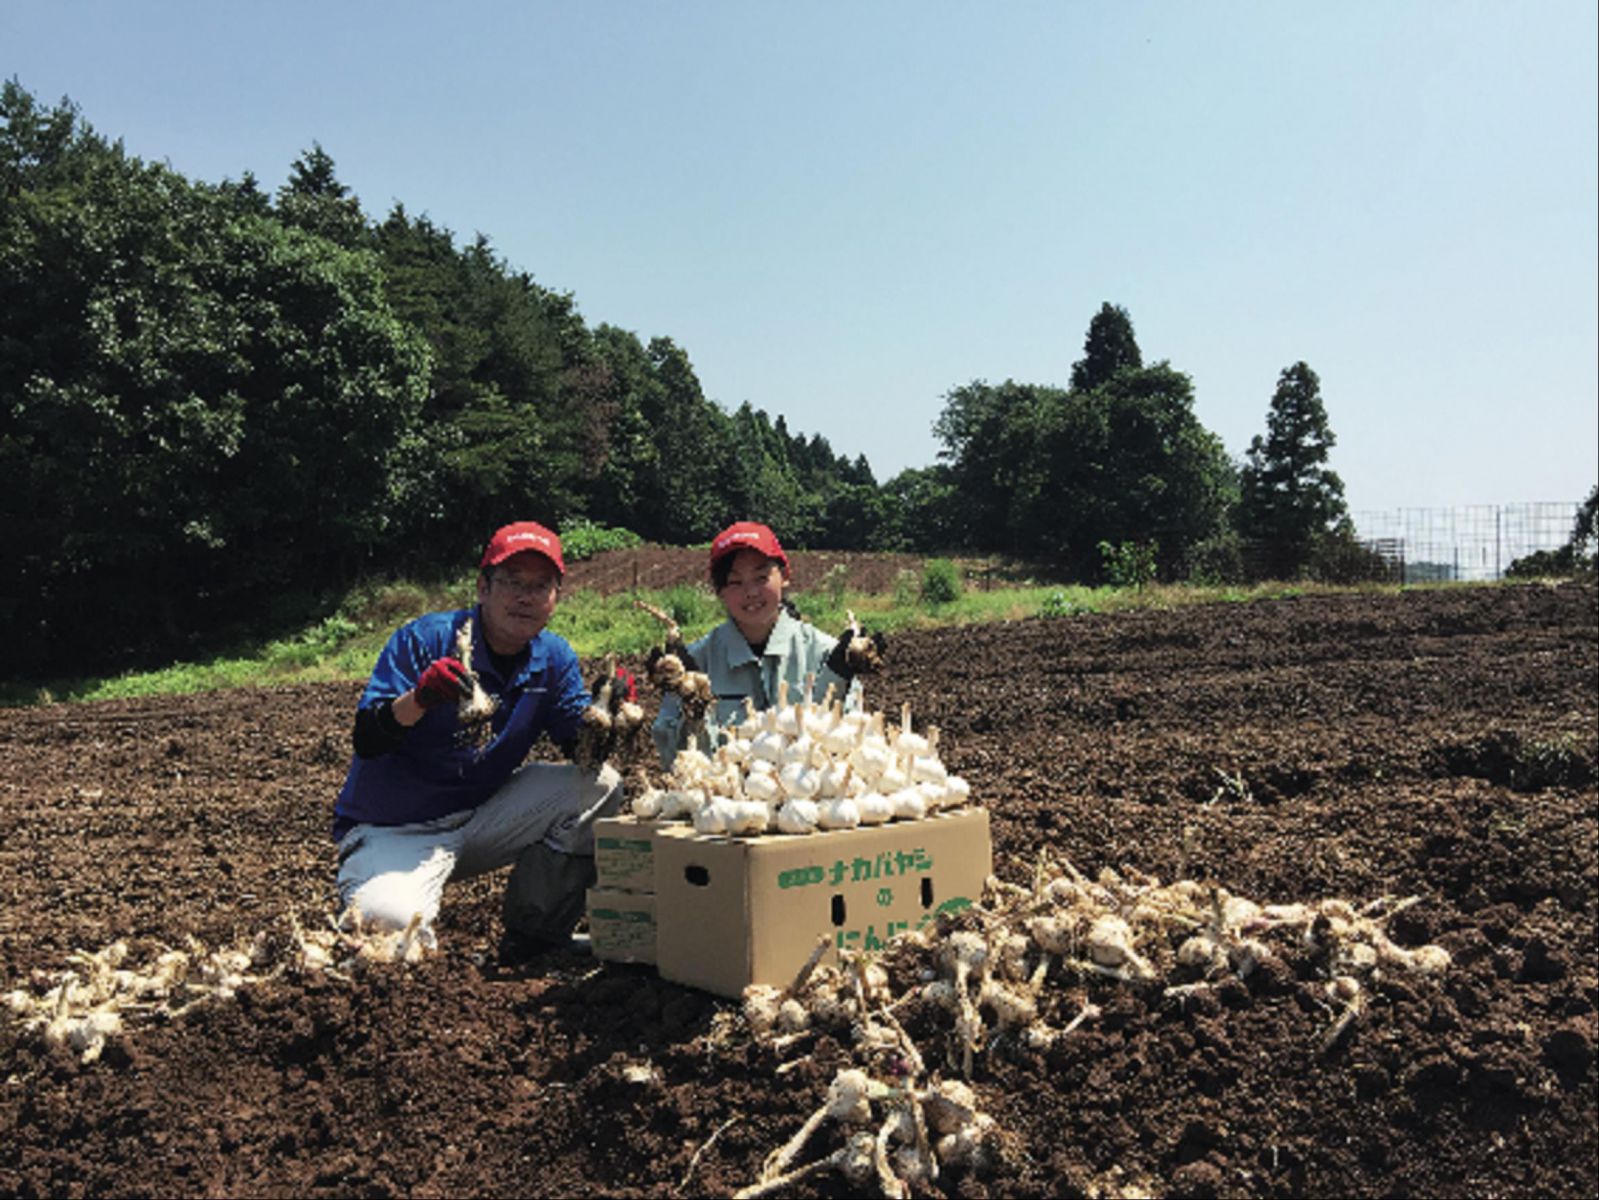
[3,572,1463,708]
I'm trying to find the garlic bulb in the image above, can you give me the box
[728,799,771,836]
[781,735,816,768]
[817,796,862,830]
[735,697,763,741]
[779,760,821,799]
[774,680,801,736]
[815,758,853,799]
[876,756,909,795]
[750,729,787,764]
[820,702,858,757]
[856,791,894,826]
[694,796,738,835]
[803,684,838,739]
[894,702,930,758]
[889,786,927,822]
[743,770,782,804]
[777,796,821,835]
[849,741,893,783]
[630,788,664,819]
[673,736,712,784]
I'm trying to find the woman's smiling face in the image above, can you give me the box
[718,548,787,643]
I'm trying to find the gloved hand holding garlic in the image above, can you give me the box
[631,676,971,835]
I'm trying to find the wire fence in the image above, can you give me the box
[1350,502,1583,583]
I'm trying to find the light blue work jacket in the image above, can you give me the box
[650,608,861,769]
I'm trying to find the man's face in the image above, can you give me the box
[477,551,561,654]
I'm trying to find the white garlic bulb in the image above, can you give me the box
[777,797,821,835]
[817,796,862,830]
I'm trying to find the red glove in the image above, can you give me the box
[616,668,638,704]
[415,657,471,709]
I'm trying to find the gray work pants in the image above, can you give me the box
[336,761,624,943]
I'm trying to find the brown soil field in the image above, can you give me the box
[563,546,1001,596]
[2,583,1595,1198]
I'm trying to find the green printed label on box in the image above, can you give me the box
[597,837,652,852]
[588,887,658,963]
[776,847,935,890]
[595,829,658,891]
[592,907,653,923]
[833,897,975,953]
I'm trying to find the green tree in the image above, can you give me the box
[1,85,429,672]
[371,210,607,565]
[1570,484,1598,560]
[1011,365,1233,577]
[932,380,1045,551]
[275,143,367,248]
[1237,361,1347,578]
[1069,301,1143,392]
[879,465,963,552]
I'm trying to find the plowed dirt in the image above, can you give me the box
[2,583,1595,1198]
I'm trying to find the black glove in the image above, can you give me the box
[646,643,699,688]
[826,627,887,678]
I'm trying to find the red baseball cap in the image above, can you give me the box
[709,521,789,573]
[481,521,565,576]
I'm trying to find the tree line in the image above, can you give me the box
[3,82,1357,676]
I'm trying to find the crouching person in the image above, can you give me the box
[332,521,625,965]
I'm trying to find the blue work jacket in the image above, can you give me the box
[333,607,590,838]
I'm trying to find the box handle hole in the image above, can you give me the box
[831,895,847,926]
[684,865,711,887]
[921,877,934,907]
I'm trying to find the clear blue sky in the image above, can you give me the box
[7,1,1596,515]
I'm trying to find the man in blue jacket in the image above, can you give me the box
[334,520,623,962]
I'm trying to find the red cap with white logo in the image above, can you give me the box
[481,521,565,576]
[709,521,789,573]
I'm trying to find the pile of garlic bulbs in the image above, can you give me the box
[631,679,971,836]
[5,912,432,1063]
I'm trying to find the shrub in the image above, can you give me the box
[892,568,920,609]
[920,559,963,605]
[1311,523,1398,584]
[658,583,715,629]
[1098,539,1158,589]
[1040,591,1088,619]
[561,521,643,562]
[1504,547,1578,579]
[1181,532,1245,586]
[341,580,432,630]
[818,562,850,608]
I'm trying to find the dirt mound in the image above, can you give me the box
[2,583,1594,1197]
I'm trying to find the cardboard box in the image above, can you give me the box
[586,888,658,964]
[594,816,693,893]
[652,808,991,998]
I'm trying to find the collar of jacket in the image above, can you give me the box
[462,605,548,688]
[721,605,801,669]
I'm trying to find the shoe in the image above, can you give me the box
[496,930,571,968]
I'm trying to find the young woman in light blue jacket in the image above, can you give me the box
[651,522,883,770]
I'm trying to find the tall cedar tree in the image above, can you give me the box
[1070,302,1143,392]
[1237,361,1347,578]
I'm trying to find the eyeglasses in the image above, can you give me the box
[492,573,560,599]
